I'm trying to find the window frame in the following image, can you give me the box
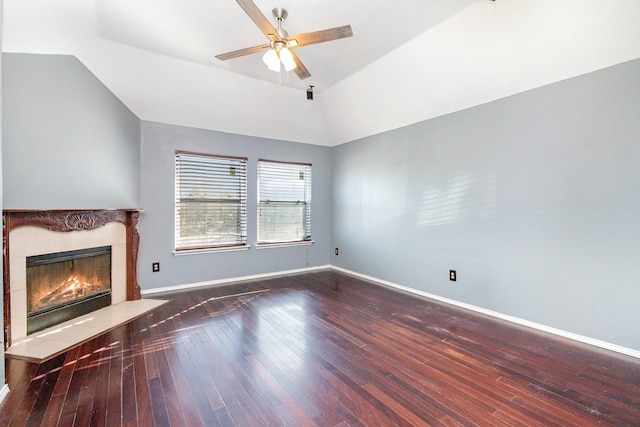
[174,150,248,253]
[257,159,312,246]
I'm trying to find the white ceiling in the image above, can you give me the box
[3,0,476,90]
[3,0,640,146]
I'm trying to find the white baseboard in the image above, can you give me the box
[0,384,9,405]
[331,266,640,360]
[141,265,331,296]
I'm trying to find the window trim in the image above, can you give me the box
[173,244,250,256]
[254,240,314,250]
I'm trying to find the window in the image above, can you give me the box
[257,160,312,244]
[175,151,247,251]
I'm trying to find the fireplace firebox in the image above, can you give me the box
[26,245,112,334]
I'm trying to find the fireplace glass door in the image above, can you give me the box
[26,245,112,334]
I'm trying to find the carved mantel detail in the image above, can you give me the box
[2,209,143,349]
[7,210,128,232]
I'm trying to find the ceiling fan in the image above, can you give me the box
[215,0,353,80]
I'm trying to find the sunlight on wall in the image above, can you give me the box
[418,171,497,227]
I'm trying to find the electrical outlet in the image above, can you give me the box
[335,248,339,256]
[450,270,457,281]
[152,262,160,272]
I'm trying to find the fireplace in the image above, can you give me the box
[26,245,112,334]
[3,209,142,349]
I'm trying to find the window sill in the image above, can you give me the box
[173,245,250,256]
[255,241,314,250]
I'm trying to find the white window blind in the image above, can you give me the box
[257,160,312,244]
[175,152,247,251]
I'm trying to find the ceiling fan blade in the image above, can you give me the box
[290,50,311,80]
[215,44,270,61]
[236,0,282,41]
[289,25,353,48]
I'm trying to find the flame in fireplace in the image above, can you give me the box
[33,275,106,312]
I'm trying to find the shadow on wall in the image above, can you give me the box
[418,170,497,227]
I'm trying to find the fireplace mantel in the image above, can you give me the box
[3,209,143,349]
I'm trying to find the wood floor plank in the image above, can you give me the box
[105,329,124,427]
[87,337,112,427]
[57,339,98,426]
[2,270,640,426]
[149,323,187,427]
[120,337,137,425]
[72,337,103,426]
[132,337,153,427]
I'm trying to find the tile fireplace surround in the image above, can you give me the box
[3,209,144,355]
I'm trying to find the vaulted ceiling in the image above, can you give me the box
[3,0,640,146]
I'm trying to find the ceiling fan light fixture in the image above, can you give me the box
[279,47,296,71]
[263,48,280,71]
[262,44,297,73]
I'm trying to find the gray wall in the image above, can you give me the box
[2,53,140,209]
[331,59,640,351]
[3,51,639,355]
[138,121,332,290]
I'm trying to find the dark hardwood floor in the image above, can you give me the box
[1,270,639,426]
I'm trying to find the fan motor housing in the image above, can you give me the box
[272,7,288,21]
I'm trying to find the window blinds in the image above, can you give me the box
[257,160,312,244]
[175,152,247,250]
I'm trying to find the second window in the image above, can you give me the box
[257,160,312,245]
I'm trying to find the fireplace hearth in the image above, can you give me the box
[26,245,112,334]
